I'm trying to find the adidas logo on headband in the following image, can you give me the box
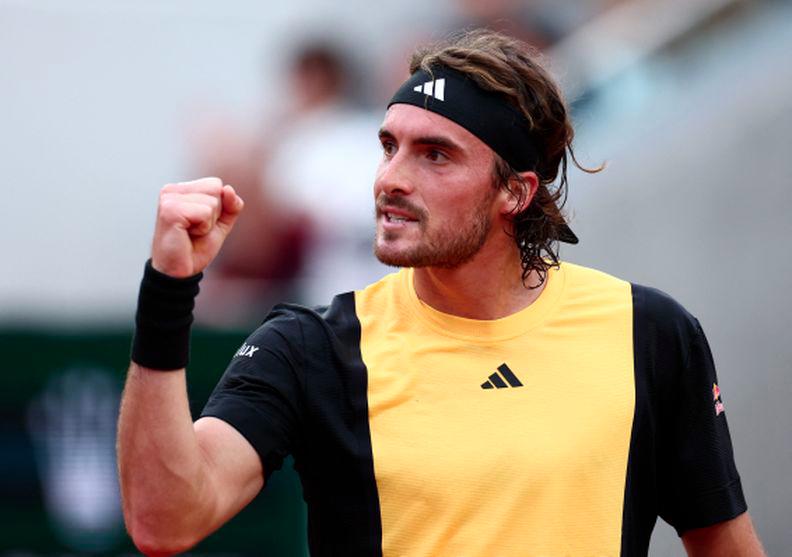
[413,78,445,101]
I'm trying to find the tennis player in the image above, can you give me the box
[117,30,765,556]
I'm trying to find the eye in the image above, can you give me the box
[381,139,397,158]
[426,149,448,163]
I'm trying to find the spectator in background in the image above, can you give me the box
[446,0,561,50]
[265,40,391,306]
[445,0,629,48]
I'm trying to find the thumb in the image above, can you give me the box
[216,184,244,234]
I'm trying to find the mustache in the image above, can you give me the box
[375,194,427,220]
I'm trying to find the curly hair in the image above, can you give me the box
[409,29,602,286]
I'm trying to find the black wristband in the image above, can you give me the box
[131,259,203,370]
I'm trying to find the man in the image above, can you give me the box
[117,30,764,556]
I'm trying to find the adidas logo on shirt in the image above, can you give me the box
[413,78,445,101]
[481,363,523,389]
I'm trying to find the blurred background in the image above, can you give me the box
[1,0,790,554]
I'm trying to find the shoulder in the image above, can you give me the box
[561,261,701,356]
[355,270,403,301]
[558,261,631,301]
[228,294,362,377]
[629,282,709,390]
[562,262,698,330]
[631,282,701,352]
[246,293,359,347]
[560,261,630,287]
[239,274,403,361]
[631,282,695,325]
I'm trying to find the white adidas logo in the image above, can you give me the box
[413,78,445,101]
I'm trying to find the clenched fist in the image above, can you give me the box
[151,177,244,278]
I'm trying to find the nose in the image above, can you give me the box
[374,151,415,198]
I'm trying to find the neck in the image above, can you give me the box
[412,239,546,320]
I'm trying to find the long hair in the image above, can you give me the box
[409,29,603,286]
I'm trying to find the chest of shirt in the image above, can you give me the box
[357,318,635,555]
[363,327,634,481]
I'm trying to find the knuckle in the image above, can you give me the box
[194,205,213,226]
[158,199,179,218]
[206,177,224,196]
[159,191,176,204]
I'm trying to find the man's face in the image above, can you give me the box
[374,104,500,268]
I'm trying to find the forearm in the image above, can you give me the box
[117,363,216,554]
[682,513,765,557]
[118,179,247,554]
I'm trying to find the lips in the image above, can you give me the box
[376,195,423,222]
[382,210,417,223]
[378,207,419,235]
[376,195,424,231]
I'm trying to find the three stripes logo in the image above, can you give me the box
[413,78,445,101]
[481,363,523,390]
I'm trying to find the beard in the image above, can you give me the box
[374,192,494,269]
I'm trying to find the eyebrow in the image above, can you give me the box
[378,128,462,152]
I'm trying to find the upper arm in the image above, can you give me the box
[654,315,747,532]
[682,512,765,556]
[193,416,264,531]
[631,285,749,541]
[199,307,306,481]
[180,308,306,544]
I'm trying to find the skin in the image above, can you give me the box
[117,108,765,556]
[375,104,544,319]
[683,513,765,556]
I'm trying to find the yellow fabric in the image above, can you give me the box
[356,262,635,556]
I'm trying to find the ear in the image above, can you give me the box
[499,170,539,216]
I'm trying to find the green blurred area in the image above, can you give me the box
[0,328,308,555]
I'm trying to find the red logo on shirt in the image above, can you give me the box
[713,383,724,416]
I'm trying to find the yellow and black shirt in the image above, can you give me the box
[201,262,746,556]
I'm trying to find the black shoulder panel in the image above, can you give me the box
[292,293,384,556]
[622,284,746,555]
[202,294,383,556]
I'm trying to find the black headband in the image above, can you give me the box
[388,66,538,171]
[387,66,579,245]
